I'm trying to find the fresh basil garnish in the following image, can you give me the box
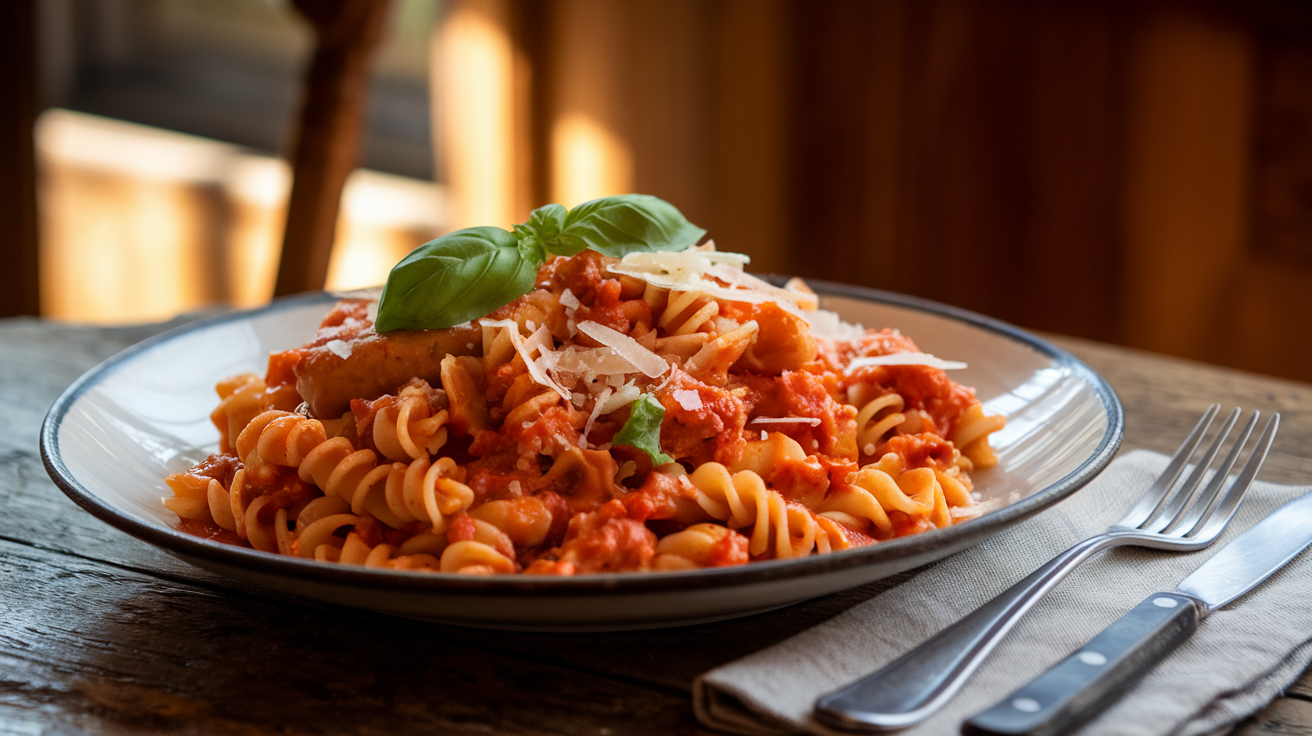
[612,393,674,466]
[374,226,540,331]
[546,194,706,258]
[512,202,571,258]
[374,194,704,332]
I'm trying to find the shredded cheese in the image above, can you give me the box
[606,248,817,311]
[481,319,572,400]
[599,381,642,414]
[672,389,703,411]
[325,339,353,359]
[749,417,822,427]
[706,264,819,310]
[582,387,613,445]
[846,352,968,372]
[803,308,865,341]
[576,321,669,378]
[581,381,642,444]
[539,345,636,383]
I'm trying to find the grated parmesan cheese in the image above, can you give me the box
[846,352,967,372]
[606,248,817,311]
[582,387,613,443]
[706,263,819,311]
[599,381,641,415]
[576,321,669,378]
[750,416,822,427]
[672,389,703,411]
[559,288,580,310]
[802,308,865,341]
[326,339,353,359]
[481,319,572,400]
[581,381,643,445]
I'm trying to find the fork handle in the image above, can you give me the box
[962,593,1202,736]
[814,535,1115,732]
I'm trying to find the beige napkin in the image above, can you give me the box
[694,450,1312,736]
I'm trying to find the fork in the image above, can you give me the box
[814,404,1279,732]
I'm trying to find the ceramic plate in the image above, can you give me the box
[41,282,1123,631]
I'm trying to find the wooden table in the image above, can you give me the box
[3,316,1309,735]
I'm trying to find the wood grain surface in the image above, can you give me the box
[3,316,1309,735]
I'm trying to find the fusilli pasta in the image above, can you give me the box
[165,243,1005,575]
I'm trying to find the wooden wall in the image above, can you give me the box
[493,0,1312,383]
[8,0,1312,381]
[0,0,41,318]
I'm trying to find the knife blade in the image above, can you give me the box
[962,488,1312,736]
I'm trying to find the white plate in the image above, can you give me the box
[41,282,1123,631]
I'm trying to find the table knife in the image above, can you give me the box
[962,489,1312,736]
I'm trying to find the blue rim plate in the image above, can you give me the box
[40,282,1123,631]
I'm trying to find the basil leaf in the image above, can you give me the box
[374,226,540,332]
[542,194,706,258]
[613,393,675,466]
[513,202,569,252]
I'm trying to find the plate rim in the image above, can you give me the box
[40,281,1124,596]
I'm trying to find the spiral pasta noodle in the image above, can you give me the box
[210,373,266,454]
[817,454,951,534]
[657,290,719,336]
[952,402,1006,469]
[298,441,475,533]
[371,386,449,462]
[652,523,745,570]
[682,464,819,560]
[164,463,286,554]
[440,540,516,574]
[854,393,906,457]
[319,530,446,571]
[234,409,477,534]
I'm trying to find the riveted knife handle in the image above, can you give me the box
[962,592,1202,736]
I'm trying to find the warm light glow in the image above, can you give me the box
[551,112,633,208]
[327,169,449,291]
[35,109,447,324]
[436,0,516,228]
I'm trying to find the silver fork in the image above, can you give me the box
[814,404,1280,732]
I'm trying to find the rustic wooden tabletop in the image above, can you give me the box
[2,316,1309,735]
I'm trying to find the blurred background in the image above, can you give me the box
[3,0,1312,383]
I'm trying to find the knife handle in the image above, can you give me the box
[962,592,1202,736]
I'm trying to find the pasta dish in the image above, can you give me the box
[164,205,1004,576]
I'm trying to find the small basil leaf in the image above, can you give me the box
[612,393,675,466]
[375,226,539,332]
[545,194,706,258]
[513,202,568,249]
[517,234,546,266]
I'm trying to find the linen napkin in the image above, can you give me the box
[694,450,1312,736]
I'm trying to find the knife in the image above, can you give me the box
[962,488,1312,736]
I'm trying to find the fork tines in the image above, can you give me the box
[1124,405,1279,538]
